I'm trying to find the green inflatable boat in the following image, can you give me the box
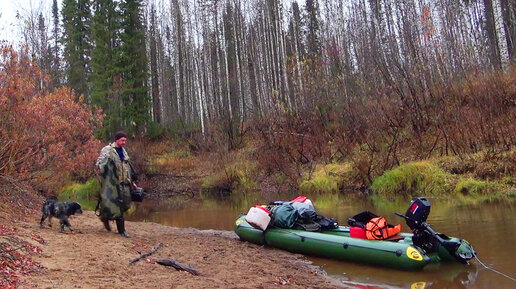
[234,198,476,270]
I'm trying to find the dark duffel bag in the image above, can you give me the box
[315,215,339,230]
[131,188,145,202]
[293,220,321,232]
[348,210,378,228]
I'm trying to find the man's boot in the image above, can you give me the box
[102,219,111,232]
[115,217,130,238]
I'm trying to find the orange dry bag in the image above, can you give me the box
[365,217,401,240]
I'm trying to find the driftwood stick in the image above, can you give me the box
[154,259,200,276]
[129,243,163,265]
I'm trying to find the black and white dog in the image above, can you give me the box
[39,197,83,232]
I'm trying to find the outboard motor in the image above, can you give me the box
[396,197,475,264]
[404,197,431,230]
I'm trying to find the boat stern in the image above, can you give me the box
[435,238,476,263]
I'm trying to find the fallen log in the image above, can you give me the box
[129,243,163,265]
[154,259,200,276]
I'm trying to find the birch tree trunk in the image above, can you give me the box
[492,0,510,70]
[171,0,183,118]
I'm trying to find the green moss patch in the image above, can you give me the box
[299,163,352,195]
[201,160,258,195]
[453,178,502,203]
[59,178,100,210]
[371,161,454,199]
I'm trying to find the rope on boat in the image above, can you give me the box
[474,255,516,282]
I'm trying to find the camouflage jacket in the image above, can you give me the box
[96,143,135,220]
[96,143,133,185]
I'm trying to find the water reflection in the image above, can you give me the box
[127,194,516,288]
[317,259,478,289]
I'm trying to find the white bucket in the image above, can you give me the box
[245,206,271,231]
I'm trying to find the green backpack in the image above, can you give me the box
[271,203,299,228]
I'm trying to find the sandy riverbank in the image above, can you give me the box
[0,189,343,289]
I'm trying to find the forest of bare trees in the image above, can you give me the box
[9,0,516,171]
[14,0,514,131]
[140,0,515,130]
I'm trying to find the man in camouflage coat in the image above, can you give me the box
[96,131,138,237]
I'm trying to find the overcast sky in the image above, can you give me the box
[0,0,56,44]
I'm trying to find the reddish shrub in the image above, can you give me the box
[0,46,103,183]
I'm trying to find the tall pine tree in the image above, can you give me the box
[50,0,61,89]
[61,0,92,99]
[119,0,149,134]
[37,13,52,82]
[305,0,321,58]
[90,0,122,136]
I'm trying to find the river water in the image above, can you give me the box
[127,194,516,289]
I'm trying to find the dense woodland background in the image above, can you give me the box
[0,3,514,286]
[1,0,515,192]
